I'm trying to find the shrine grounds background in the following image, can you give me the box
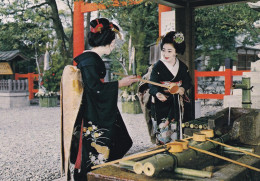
[0,100,222,181]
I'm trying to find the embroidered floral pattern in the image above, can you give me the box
[84,121,110,167]
[83,121,109,144]
[89,152,106,165]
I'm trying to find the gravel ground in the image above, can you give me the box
[0,101,222,181]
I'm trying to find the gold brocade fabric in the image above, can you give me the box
[60,65,83,179]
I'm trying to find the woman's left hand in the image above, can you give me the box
[176,87,185,96]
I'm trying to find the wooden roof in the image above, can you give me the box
[150,0,256,8]
[0,50,28,62]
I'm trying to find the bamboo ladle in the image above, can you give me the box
[205,138,260,159]
[189,146,260,172]
[113,72,179,94]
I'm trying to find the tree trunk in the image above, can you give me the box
[46,0,70,57]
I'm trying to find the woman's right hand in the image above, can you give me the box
[156,92,167,102]
[118,75,139,88]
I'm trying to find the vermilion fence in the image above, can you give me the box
[194,59,250,100]
[15,73,39,100]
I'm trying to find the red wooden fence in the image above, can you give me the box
[15,73,39,100]
[194,69,250,100]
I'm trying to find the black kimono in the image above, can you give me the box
[149,59,192,141]
[73,51,132,180]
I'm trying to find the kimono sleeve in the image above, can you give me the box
[180,65,193,91]
[80,65,119,126]
[149,66,160,96]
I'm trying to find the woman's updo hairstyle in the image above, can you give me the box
[88,18,120,47]
[160,31,186,55]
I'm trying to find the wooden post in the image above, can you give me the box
[225,58,233,95]
[28,73,34,100]
[194,70,198,100]
[15,73,19,80]
[73,0,85,65]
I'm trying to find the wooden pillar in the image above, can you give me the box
[15,73,19,80]
[225,58,233,95]
[158,4,172,36]
[73,0,85,65]
[176,7,195,119]
[28,73,34,100]
[194,70,198,100]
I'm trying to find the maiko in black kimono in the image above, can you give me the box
[72,51,132,180]
[149,59,192,142]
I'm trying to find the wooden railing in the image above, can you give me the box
[0,79,28,92]
[15,73,39,100]
[195,58,250,100]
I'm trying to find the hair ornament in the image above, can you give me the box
[109,23,122,39]
[90,19,103,33]
[174,32,184,44]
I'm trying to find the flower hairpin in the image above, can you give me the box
[174,32,184,44]
[90,19,103,33]
[110,23,122,39]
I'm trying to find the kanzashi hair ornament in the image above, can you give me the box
[90,19,103,33]
[109,23,122,39]
[174,32,184,44]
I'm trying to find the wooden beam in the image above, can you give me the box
[73,1,85,60]
[81,0,143,13]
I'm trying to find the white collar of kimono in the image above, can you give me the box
[161,58,179,77]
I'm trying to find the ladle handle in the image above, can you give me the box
[113,72,169,89]
[189,146,260,172]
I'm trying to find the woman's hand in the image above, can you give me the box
[156,92,167,102]
[118,75,139,88]
[163,118,174,127]
[176,87,185,96]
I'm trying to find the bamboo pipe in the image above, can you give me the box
[189,146,260,172]
[184,122,190,127]
[206,138,260,159]
[113,72,179,94]
[91,148,167,169]
[223,146,254,153]
[174,168,212,178]
[118,160,135,171]
[202,124,208,129]
[136,134,230,176]
[133,160,146,174]
[143,154,175,176]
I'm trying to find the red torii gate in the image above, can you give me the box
[73,0,171,64]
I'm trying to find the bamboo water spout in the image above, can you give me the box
[136,134,230,176]
[232,76,252,108]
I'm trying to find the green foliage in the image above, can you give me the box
[1,0,73,93]
[101,2,158,93]
[42,52,71,92]
[195,4,260,70]
[0,1,54,57]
